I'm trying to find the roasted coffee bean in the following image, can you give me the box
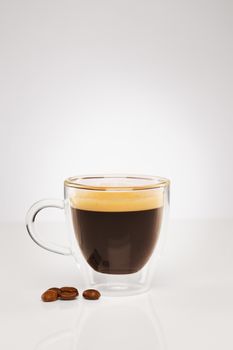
[60,291,78,300]
[48,287,61,296]
[60,287,79,296]
[82,289,101,300]
[41,289,58,302]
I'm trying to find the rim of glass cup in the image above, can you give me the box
[64,174,170,191]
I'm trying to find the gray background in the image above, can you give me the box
[0,0,232,221]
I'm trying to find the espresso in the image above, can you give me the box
[70,190,163,274]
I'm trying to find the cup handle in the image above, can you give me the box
[26,199,71,256]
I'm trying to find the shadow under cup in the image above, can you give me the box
[70,189,164,275]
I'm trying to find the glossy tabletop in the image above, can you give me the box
[1,220,233,349]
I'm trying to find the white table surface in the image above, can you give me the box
[1,220,233,350]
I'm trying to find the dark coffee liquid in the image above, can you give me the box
[71,207,163,274]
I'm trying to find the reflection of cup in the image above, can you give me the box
[26,175,169,296]
[35,330,73,350]
[35,293,165,350]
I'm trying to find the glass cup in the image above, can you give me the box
[26,175,170,296]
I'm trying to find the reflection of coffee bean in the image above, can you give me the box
[103,260,110,268]
[87,249,102,270]
[41,289,58,302]
[83,289,101,300]
[60,287,78,296]
[60,291,78,300]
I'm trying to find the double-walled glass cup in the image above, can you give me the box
[26,175,170,296]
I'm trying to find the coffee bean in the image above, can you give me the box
[82,289,101,300]
[48,287,61,296]
[41,286,80,302]
[60,291,78,300]
[41,289,58,302]
[60,287,79,296]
